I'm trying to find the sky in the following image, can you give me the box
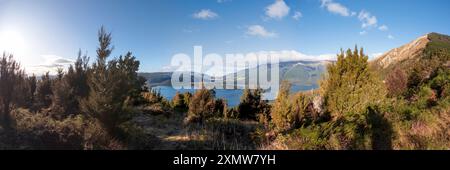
[0,0,449,75]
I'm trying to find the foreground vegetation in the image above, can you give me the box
[0,28,448,150]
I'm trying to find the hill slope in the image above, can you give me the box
[372,32,450,77]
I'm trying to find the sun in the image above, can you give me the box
[0,29,27,57]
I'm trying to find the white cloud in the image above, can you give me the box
[320,0,350,17]
[388,34,395,39]
[246,25,278,38]
[26,55,74,75]
[359,30,367,35]
[265,0,290,19]
[358,10,378,28]
[292,11,303,20]
[160,50,336,75]
[193,9,218,20]
[378,25,389,31]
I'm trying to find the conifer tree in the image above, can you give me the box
[82,27,143,135]
[35,72,53,110]
[0,53,24,129]
[320,47,386,120]
[270,81,294,131]
[237,88,267,120]
[186,88,217,123]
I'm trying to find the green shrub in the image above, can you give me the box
[9,109,123,150]
[185,88,223,123]
[237,88,269,121]
[172,91,187,111]
[270,82,295,131]
[320,47,386,120]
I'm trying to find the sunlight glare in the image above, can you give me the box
[0,29,27,58]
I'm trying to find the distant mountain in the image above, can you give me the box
[139,72,210,87]
[140,60,333,91]
[230,60,332,88]
[372,32,450,77]
[139,72,173,87]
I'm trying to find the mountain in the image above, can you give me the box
[231,60,332,88]
[139,60,332,90]
[372,32,450,77]
[139,72,210,87]
[139,72,173,87]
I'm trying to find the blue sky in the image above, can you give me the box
[0,0,449,74]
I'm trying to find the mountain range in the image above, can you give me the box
[140,32,450,91]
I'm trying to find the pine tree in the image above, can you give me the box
[319,47,386,120]
[82,27,143,135]
[185,88,217,123]
[26,75,37,108]
[291,92,313,126]
[35,72,53,110]
[270,81,294,131]
[237,88,267,120]
[172,91,186,110]
[0,53,25,129]
[82,27,122,134]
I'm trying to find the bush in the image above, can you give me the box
[172,91,187,111]
[270,81,295,131]
[320,47,386,120]
[185,88,220,124]
[386,68,408,97]
[237,89,267,120]
[9,109,122,150]
[184,118,261,150]
[291,92,316,127]
[142,90,166,105]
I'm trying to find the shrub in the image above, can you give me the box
[291,92,315,127]
[270,81,295,131]
[172,91,187,110]
[237,88,269,121]
[320,47,386,120]
[185,88,217,123]
[10,109,122,150]
[183,92,193,107]
[184,118,261,150]
[386,68,408,97]
[142,89,165,105]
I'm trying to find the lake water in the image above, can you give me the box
[152,85,318,107]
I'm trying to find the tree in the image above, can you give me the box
[270,81,294,131]
[0,53,25,129]
[14,74,37,108]
[82,27,143,135]
[83,27,120,134]
[172,91,187,110]
[237,88,267,120]
[117,52,147,106]
[35,72,53,110]
[68,50,90,99]
[291,92,314,126]
[183,92,192,108]
[51,71,78,117]
[320,47,386,120]
[185,88,217,123]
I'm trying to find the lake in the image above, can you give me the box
[152,84,318,107]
